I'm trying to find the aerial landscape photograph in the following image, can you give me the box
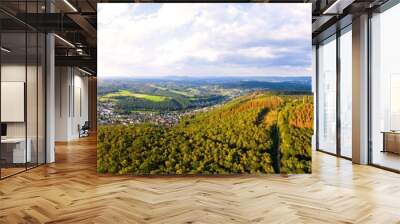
[97,3,313,174]
[3,1,400,222]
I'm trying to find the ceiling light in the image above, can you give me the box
[1,47,11,53]
[63,0,78,12]
[54,34,75,48]
[76,48,85,55]
[323,0,355,15]
[78,67,92,76]
[323,0,341,14]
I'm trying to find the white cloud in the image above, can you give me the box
[98,3,311,78]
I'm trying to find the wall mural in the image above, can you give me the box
[97,3,313,174]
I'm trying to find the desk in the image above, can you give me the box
[381,131,400,154]
[1,138,31,164]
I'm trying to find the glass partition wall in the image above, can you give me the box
[370,3,400,171]
[0,3,46,179]
[317,35,337,155]
[0,31,27,177]
[316,25,352,159]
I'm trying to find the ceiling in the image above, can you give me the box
[0,0,393,75]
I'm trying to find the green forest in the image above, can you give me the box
[97,92,313,174]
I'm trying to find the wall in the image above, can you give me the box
[55,67,69,141]
[1,64,43,140]
[1,65,26,138]
[1,61,46,167]
[55,67,89,141]
[88,77,97,132]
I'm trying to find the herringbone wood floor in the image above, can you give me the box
[1,136,400,224]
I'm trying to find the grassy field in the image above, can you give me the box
[99,90,169,102]
[148,84,168,91]
[169,89,195,97]
[150,84,197,97]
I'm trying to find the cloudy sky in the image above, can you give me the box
[98,3,311,78]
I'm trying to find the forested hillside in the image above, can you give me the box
[97,92,313,174]
[278,98,313,173]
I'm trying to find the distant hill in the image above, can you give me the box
[221,80,311,92]
[100,75,311,85]
[98,76,312,114]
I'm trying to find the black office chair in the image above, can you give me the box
[79,121,90,138]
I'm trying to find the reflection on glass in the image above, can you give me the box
[27,31,38,169]
[390,75,400,130]
[0,1,47,179]
[1,32,27,177]
[340,28,352,158]
[38,33,46,165]
[371,3,400,171]
[318,36,337,154]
